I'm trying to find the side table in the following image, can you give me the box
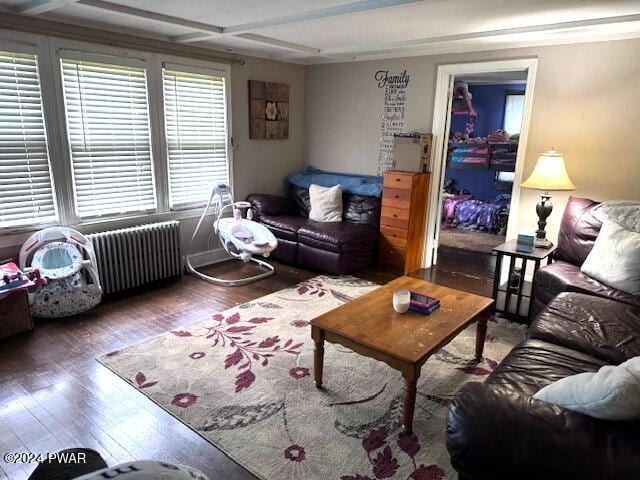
[492,240,556,323]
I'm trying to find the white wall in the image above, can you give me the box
[304,38,640,245]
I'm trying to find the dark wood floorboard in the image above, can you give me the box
[418,245,496,298]
[0,256,490,480]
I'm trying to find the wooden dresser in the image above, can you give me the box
[378,170,430,274]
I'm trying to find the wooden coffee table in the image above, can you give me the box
[311,276,494,434]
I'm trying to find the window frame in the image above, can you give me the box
[160,61,232,211]
[0,41,59,229]
[502,90,525,136]
[59,50,158,220]
[0,31,233,238]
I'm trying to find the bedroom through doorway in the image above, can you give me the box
[432,67,531,282]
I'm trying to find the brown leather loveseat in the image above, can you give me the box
[247,184,381,275]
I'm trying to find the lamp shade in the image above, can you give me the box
[521,149,576,191]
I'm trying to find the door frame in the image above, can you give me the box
[422,58,539,268]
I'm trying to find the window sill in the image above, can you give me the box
[0,207,211,251]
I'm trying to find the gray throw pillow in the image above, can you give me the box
[581,221,640,295]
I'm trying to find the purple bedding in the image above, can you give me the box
[442,196,509,232]
[442,194,473,222]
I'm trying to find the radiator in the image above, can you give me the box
[88,221,183,295]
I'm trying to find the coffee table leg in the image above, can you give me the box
[402,368,419,434]
[475,315,488,361]
[311,326,325,388]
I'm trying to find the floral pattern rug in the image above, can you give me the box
[98,275,525,480]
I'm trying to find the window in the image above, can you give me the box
[0,50,57,228]
[503,93,525,135]
[162,65,229,209]
[61,55,156,218]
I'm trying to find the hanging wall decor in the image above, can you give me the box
[249,80,289,139]
[374,69,410,175]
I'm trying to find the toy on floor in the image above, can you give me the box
[0,262,45,296]
[19,227,102,318]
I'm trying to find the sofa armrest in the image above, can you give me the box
[246,194,295,220]
[446,382,640,480]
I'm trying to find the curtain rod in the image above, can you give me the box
[0,12,246,65]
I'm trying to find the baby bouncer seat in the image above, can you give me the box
[19,227,102,318]
[186,184,278,286]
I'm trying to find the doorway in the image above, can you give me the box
[423,59,538,283]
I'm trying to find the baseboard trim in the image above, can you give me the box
[185,248,231,268]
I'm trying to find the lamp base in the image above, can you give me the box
[534,237,554,249]
[534,193,553,249]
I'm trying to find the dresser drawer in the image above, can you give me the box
[381,206,410,229]
[382,188,411,209]
[383,172,413,190]
[378,239,406,266]
[380,226,407,248]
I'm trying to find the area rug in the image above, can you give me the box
[98,276,525,480]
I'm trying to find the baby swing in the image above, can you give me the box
[186,184,278,286]
[19,227,102,318]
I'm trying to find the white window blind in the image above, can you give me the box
[503,94,525,135]
[163,66,229,209]
[61,56,156,218]
[0,50,57,228]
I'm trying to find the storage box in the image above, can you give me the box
[0,290,33,339]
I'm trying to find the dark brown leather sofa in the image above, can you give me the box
[446,292,640,480]
[531,196,640,317]
[446,196,640,479]
[247,185,381,275]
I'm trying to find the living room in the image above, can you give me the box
[0,1,639,479]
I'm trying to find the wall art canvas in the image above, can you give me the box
[249,80,289,139]
[374,69,410,175]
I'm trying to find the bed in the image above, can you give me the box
[448,142,518,171]
[442,194,510,233]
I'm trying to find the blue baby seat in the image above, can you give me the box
[19,227,102,318]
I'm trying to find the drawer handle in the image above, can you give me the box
[395,195,399,199]
[393,214,398,218]
[395,178,401,182]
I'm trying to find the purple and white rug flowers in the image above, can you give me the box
[99,276,524,480]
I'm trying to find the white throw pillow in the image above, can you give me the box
[309,184,343,222]
[534,356,640,420]
[581,221,640,295]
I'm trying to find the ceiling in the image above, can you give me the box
[1,0,640,64]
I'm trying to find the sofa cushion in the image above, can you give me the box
[485,339,609,396]
[344,193,381,228]
[246,193,295,219]
[534,261,640,308]
[556,196,602,266]
[260,215,309,242]
[297,222,378,254]
[447,381,640,480]
[529,293,640,364]
[290,184,311,217]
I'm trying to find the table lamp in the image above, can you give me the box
[521,149,576,248]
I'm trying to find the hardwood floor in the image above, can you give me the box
[0,257,489,479]
[423,246,497,298]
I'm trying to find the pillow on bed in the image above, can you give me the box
[309,184,343,222]
[581,221,640,295]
